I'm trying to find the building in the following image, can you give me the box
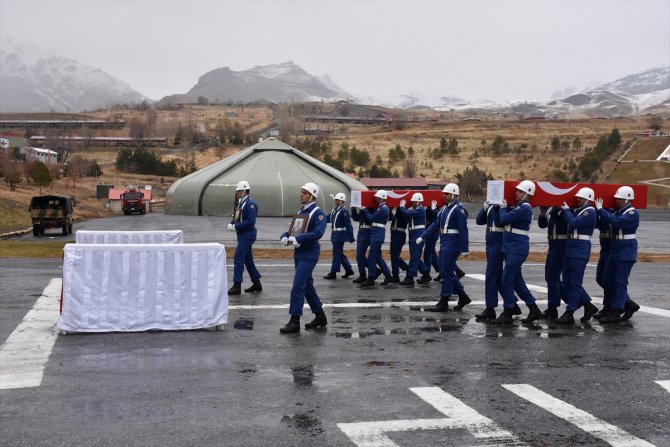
[20,146,59,164]
[164,137,368,216]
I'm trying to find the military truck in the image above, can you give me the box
[29,195,75,236]
[121,189,146,215]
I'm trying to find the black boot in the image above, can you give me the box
[305,310,327,329]
[426,296,449,312]
[380,275,393,286]
[433,274,442,282]
[454,291,471,311]
[416,272,432,284]
[599,308,623,324]
[228,282,241,295]
[360,278,376,287]
[323,272,337,280]
[455,267,465,279]
[621,300,640,321]
[390,274,400,283]
[352,273,367,284]
[280,315,301,333]
[555,310,575,325]
[541,307,558,320]
[342,268,355,279]
[399,276,415,286]
[475,307,496,321]
[374,268,383,280]
[593,305,612,320]
[521,303,543,324]
[244,282,262,293]
[492,308,514,325]
[511,303,522,315]
[580,302,599,322]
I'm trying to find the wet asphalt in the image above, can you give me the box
[1,211,669,446]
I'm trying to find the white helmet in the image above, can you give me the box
[575,187,595,201]
[614,186,634,200]
[442,183,459,195]
[374,189,388,200]
[236,180,250,191]
[334,192,346,201]
[516,180,535,196]
[301,182,320,198]
[410,192,424,202]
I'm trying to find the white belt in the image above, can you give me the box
[332,228,345,232]
[505,225,529,236]
[411,225,426,230]
[372,222,386,228]
[613,234,636,240]
[487,226,504,232]
[548,235,567,240]
[360,224,370,229]
[392,228,406,232]
[440,229,459,234]
[569,234,591,241]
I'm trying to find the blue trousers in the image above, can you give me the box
[438,249,460,298]
[330,240,352,273]
[484,243,503,308]
[602,258,635,310]
[407,231,427,277]
[289,255,323,316]
[545,243,566,308]
[562,256,591,311]
[233,237,261,283]
[596,250,611,306]
[390,232,408,275]
[501,252,536,308]
[423,237,439,274]
[356,239,370,274]
[367,240,390,278]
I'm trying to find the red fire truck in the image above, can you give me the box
[121,189,146,215]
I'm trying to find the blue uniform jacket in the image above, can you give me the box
[281,202,326,259]
[596,209,613,252]
[422,200,469,253]
[327,205,355,243]
[476,205,503,246]
[499,200,532,254]
[389,207,409,234]
[233,196,258,239]
[398,205,426,237]
[538,207,568,246]
[424,206,440,242]
[597,204,639,262]
[563,204,596,260]
[351,207,371,243]
[362,203,389,243]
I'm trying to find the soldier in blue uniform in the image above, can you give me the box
[350,206,372,283]
[227,180,262,295]
[555,187,599,324]
[593,207,614,319]
[595,186,641,323]
[474,200,504,321]
[323,192,355,280]
[418,201,439,284]
[360,190,392,287]
[537,205,568,319]
[416,183,471,312]
[388,203,409,283]
[398,193,429,286]
[279,182,328,334]
[493,180,542,325]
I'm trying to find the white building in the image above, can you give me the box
[20,146,59,164]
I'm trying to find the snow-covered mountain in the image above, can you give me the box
[160,61,355,105]
[0,39,147,113]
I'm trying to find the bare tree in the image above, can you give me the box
[402,159,417,177]
[129,117,149,148]
[1,153,23,191]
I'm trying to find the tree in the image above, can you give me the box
[402,159,416,177]
[572,137,582,149]
[0,152,22,191]
[197,96,209,105]
[608,128,621,148]
[448,138,459,155]
[550,137,561,151]
[129,117,149,148]
[455,165,492,199]
[648,115,663,131]
[31,161,51,194]
[87,160,103,177]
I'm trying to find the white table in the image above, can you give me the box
[75,230,184,244]
[59,243,227,332]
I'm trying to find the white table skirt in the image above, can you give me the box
[75,230,184,244]
[59,243,228,332]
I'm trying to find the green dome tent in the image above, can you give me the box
[164,137,368,216]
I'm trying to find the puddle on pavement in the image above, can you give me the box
[291,364,314,386]
[280,411,324,436]
[233,318,254,330]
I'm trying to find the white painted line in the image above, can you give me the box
[465,273,549,293]
[502,384,654,447]
[640,306,670,318]
[0,278,61,390]
[337,387,524,446]
[656,380,670,393]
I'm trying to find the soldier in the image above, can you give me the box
[227,180,262,295]
[493,180,542,325]
[555,187,599,324]
[279,182,328,334]
[537,205,568,319]
[418,200,439,284]
[593,205,614,319]
[398,193,429,286]
[595,186,640,323]
[323,193,355,280]
[350,206,372,284]
[416,183,471,312]
[360,190,392,287]
[388,202,409,283]
[474,200,504,321]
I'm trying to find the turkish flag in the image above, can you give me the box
[500,181,647,209]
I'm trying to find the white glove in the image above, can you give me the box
[561,201,570,211]
[227,223,235,231]
[501,199,507,207]
[483,200,489,210]
[462,252,469,258]
[280,236,288,246]
[360,206,366,211]
[288,236,300,247]
[416,237,424,245]
[400,200,406,208]
[595,198,603,210]
[431,200,437,210]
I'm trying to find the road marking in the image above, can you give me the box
[502,384,655,447]
[0,278,61,390]
[337,386,524,447]
[656,380,670,393]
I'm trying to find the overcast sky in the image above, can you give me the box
[1,0,669,102]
